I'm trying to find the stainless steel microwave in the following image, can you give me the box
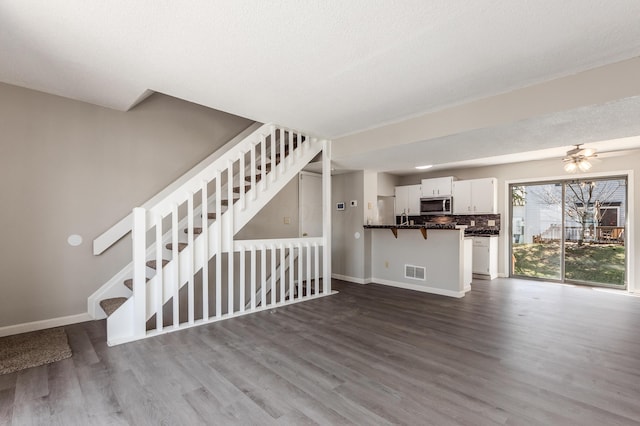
[420,197,452,215]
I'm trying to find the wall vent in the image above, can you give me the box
[404,264,426,281]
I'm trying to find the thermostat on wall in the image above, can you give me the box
[336,202,345,210]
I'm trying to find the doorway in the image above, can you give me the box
[298,172,322,237]
[510,177,627,288]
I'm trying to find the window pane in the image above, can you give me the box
[563,178,626,287]
[511,183,562,280]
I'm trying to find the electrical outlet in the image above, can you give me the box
[368,202,372,210]
[488,219,496,226]
[283,217,291,224]
[470,220,475,226]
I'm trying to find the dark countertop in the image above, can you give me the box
[364,224,459,230]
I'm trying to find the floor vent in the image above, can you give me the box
[405,264,426,281]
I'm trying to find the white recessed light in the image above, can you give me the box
[415,164,433,170]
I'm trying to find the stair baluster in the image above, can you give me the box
[91,124,331,346]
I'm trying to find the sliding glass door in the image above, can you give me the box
[510,177,626,288]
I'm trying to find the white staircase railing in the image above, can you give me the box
[94,124,333,346]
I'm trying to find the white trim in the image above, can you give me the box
[0,313,92,338]
[331,273,372,284]
[372,277,465,298]
[593,287,640,298]
[626,169,635,293]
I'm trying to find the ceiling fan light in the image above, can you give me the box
[581,148,596,157]
[578,159,592,172]
[564,161,577,172]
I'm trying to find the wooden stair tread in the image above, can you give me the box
[244,175,262,183]
[166,242,188,252]
[184,227,203,234]
[100,297,127,317]
[233,185,252,193]
[146,259,170,269]
[123,278,150,291]
[204,212,216,219]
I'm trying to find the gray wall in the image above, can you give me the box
[0,83,254,327]
[236,178,299,240]
[332,171,366,280]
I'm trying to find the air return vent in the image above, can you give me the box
[404,264,426,281]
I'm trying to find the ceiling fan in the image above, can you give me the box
[563,144,598,173]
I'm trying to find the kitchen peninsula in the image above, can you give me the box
[363,224,472,297]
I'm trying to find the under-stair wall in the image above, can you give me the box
[90,124,332,346]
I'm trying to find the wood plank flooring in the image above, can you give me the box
[2,278,640,425]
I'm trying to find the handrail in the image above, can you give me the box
[93,122,262,255]
[101,126,331,345]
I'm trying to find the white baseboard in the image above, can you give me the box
[0,312,92,338]
[331,273,371,284]
[372,277,465,298]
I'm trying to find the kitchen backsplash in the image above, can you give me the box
[403,214,501,233]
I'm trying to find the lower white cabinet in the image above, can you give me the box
[472,236,498,280]
[463,238,472,290]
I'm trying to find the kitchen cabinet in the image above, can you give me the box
[472,236,498,280]
[452,178,497,214]
[394,184,421,216]
[463,238,472,290]
[421,176,453,197]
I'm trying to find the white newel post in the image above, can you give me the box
[322,139,332,294]
[132,208,147,338]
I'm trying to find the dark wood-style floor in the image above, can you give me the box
[2,278,640,425]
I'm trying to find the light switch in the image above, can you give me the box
[350,200,358,207]
[283,217,291,224]
[368,202,372,210]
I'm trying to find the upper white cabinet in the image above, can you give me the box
[395,184,422,216]
[421,176,453,197]
[452,178,497,214]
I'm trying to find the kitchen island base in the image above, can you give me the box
[365,226,472,297]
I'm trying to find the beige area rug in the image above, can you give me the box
[0,327,72,375]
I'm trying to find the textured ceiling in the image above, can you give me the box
[333,96,640,175]
[2,0,640,141]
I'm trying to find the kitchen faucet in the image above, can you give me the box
[399,211,409,226]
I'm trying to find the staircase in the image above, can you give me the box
[88,123,332,346]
